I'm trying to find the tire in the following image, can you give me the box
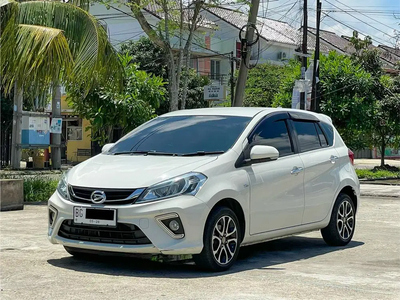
[193,206,241,272]
[321,193,356,246]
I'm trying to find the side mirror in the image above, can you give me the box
[101,143,115,153]
[250,145,279,161]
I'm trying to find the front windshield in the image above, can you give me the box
[109,115,251,155]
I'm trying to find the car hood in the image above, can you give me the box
[67,154,217,188]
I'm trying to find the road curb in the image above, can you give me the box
[360,193,400,198]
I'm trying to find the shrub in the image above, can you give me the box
[23,176,59,202]
[356,169,400,179]
[0,174,59,202]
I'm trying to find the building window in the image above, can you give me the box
[210,60,220,79]
[66,119,83,141]
[190,58,198,71]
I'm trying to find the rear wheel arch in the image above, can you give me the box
[339,186,358,213]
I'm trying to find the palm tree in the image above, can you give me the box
[1,0,122,93]
[1,0,122,169]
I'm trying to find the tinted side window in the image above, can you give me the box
[251,120,294,156]
[320,122,334,146]
[315,123,328,147]
[293,121,321,152]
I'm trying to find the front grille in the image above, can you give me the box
[58,220,151,245]
[68,185,143,205]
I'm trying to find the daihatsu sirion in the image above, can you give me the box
[48,107,360,271]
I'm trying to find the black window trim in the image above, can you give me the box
[289,119,335,153]
[235,112,297,167]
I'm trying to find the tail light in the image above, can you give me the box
[348,149,354,165]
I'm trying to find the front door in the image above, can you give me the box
[244,114,305,235]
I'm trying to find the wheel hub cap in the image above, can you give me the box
[337,200,354,240]
[212,216,238,265]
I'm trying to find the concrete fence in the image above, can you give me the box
[0,179,24,211]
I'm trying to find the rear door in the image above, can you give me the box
[290,119,341,224]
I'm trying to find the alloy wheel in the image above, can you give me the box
[336,200,354,240]
[212,216,238,265]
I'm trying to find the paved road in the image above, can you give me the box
[1,197,399,300]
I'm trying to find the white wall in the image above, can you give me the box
[201,9,299,75]
[90,4,151,48]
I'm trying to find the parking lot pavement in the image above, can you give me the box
[1,197,399,300]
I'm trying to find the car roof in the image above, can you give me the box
[162,107,332,123]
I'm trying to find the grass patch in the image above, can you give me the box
[23,177,59,202]
[0,174,59,202]
[356,169,400,180]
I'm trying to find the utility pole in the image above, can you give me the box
[230,51,235,106]
[51,85,62,169]
[11,83,23,169]
[311,0,321,112]
[300,0,308,110]
[233,0,260,107]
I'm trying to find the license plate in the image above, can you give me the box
[73,207,117,227]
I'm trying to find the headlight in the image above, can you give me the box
[57,171,69,200]
[136,172,207,203]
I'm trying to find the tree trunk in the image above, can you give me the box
[380,137,385,168]
[51,85,62,169]
[180,0,203,110]
[168,52,179,111]
[181,52,191,110]
[11,83,23,169]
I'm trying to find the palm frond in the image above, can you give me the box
[17,1,123,89]
[1,23,73,93]
[0,0,18,33]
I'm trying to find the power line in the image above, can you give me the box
[324,0,397,39]
[321,12,395,47]
[329,0,399,32]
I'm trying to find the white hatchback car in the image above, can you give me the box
[48,108,360,271]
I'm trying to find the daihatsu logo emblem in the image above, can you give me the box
[91,190,106,204]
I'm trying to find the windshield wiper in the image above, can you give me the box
[181,151,225,157]
[112,151,178,156]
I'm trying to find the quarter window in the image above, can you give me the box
[251,120,294,156]
[316,123,328,147]
[320,122,334,146]
[293,121,321,152]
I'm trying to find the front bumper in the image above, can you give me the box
[48,192,209,255]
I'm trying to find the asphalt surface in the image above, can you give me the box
[1,197,399,300]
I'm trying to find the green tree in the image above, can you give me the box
[244,61,300,107]
[369,76,400,167]
[1,0,122,94]
[318,51,376,150]
[67,54,166,145]
[273,52,376,150]
[120,36,167,79]
[120,37,210,115]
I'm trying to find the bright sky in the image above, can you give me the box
[232,0,400,47]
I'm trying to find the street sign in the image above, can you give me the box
[204,85,226,100]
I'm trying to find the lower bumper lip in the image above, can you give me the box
[47,192,209,255]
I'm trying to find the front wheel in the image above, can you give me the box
[193,207,241,272]
[321,193,356,246]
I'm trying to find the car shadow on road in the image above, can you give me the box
[47,236,364,278]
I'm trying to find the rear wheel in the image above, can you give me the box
[193,207,241,272]
[321,193,356,246]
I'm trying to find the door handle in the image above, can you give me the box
[291,166,304,175]
[330,155,339,164]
